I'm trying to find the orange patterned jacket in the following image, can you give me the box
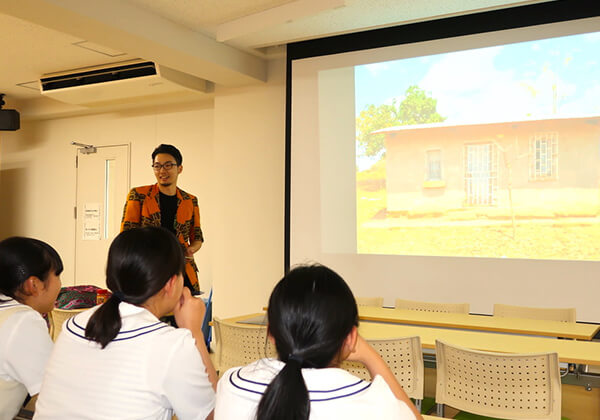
[120,184,203,291]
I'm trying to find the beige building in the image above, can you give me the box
[380,115,600,218]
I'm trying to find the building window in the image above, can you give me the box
[426,149,442,181]
[529,133,558,180]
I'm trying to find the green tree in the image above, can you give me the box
[356,102,399,158]
[356,85,445,158]
[398,85,445,125]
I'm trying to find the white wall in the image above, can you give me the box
[0,102,215,290]
[211,59,286,318]
[0,58,286,319]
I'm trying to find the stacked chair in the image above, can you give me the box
[395,298,469,314]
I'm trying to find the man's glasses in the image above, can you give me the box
[152,161,177,171]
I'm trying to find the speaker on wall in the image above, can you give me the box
[0,94,20,131]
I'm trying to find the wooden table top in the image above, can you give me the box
[359,321,600,366]
[229,312,600,366]
[358,306,600,340]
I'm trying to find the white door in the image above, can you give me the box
[75,144,129,288]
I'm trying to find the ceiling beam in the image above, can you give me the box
[0,0,267,86]
[217,0,346,42]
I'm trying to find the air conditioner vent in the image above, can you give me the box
[39,60,212,107]
[41,61,158,91]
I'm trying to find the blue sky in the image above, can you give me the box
[355,31,600,123]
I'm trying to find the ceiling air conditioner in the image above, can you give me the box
[40,60,213,107]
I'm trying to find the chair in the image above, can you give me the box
[355,296,384,307]
[212,317,277,376]
[493,303,576,323]
[395,298,469,314]
[341,336,431,413]
[48,307,87,341]
[435,339,562,420]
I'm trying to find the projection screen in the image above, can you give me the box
[287,1,600,321]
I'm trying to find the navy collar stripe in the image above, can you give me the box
[71,315,163,335]
[235,368,269,386]
[231,367,372,400]
[236,366,366,393]
[310,382,372,402]
[229,370,265,395]
[65,317,169,342]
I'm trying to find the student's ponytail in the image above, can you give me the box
[85,294,122,348]
[85,227,184,348]
[256,264,358,420]
[257,356,310,420]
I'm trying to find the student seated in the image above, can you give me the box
[34,227,217,420]
[0,237,63,420]
[215,264,422,420]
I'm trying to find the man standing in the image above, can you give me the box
[121,144,203,294]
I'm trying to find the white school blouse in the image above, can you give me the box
[34,302,215,420]
[0,296,53,420]
[215,358,416,420]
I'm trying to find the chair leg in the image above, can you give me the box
[436,403,444,417]
[415,399,422,413]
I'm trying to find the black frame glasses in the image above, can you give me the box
[152,161,177,171]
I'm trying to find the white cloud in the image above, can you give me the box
[583,31,600,42]
[560,82,600,115]
[364,62,390,77]
[419,46,534,122]
[417,45,585,123]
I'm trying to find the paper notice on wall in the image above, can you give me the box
[83,203,101,240]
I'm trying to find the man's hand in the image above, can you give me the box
[185,241,203,258]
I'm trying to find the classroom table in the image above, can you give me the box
[231,313,600,366]
[362,321,600,366]
[358,306,600,340]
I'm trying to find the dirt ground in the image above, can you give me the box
[358,221,600,260]
[356,181,600,260]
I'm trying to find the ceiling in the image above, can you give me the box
[0,0,551,117]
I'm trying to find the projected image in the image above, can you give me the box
[355,32,600,260]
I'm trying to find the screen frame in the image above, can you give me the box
[284,0,600,273]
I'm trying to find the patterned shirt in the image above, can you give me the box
[120,184,203,291]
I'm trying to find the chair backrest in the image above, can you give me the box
[49,307,87,341]
[435,340,561,420]
[355,296,384,307]
[341,336,423,400]
[212,317,277,376]
[493,303,576,323]
[395,298,469,314]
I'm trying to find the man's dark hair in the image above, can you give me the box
[152,144,183,166]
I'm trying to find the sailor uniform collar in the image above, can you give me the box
[228,359,372,402]
[0,295,22,310]
[65,302,169,343]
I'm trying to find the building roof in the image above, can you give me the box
[373,114,600,135]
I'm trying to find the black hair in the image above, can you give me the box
[151,144,183,166]
[256,264,359,420]
[85,227,185,348]
[0,237,63,303]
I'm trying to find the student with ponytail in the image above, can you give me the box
[0,237,63,420]
[214,264,421,420]
[34,227,217,420]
